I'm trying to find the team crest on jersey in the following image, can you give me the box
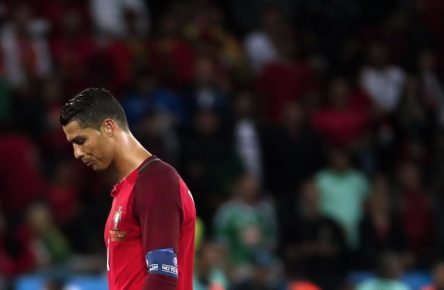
[113,206,123,230]
[110,206,126,242]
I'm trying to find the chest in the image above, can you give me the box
[104,183,140,243]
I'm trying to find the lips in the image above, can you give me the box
[82,160,92,166]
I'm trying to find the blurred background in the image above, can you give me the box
[0,0,444,289]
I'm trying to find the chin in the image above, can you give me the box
[92,163,111,172]
[92,165,105,172]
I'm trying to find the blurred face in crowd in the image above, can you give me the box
[159,12,180,37]
[275,26,298,61]
[237,173,260,203]
[13,4,33,33]
[195,57,216,86]
[329,148,351,172]
[329,77,350,109]
[234,91,255,119]
[368,175,391,214]
[418,51,436,71]
[397,162,422,191]
[368,43,388,68]
[27,203,53,234]
[195,109,219,136]
[262,6,282,29]
[282,101,305,131]
[299,179,320,217]
[63,120,116,171]
[379,252,404,280]
[136,73,156,95]
[199,242,226,271]
[61,10,82,36]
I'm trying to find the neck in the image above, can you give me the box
[112,131,152,180]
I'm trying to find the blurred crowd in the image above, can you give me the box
[1,0,444,289]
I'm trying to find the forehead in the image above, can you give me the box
[63,120,98,141]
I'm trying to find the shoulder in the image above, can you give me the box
[214,200,240,222]
[316,170,332,184]
[134,159,181,202]
[349,170,369,186]
[136,159,179,186]
[258,198,276,213]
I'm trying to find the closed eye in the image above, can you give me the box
[72,137,86,145]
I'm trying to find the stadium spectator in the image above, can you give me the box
[149,10,195,88]
[0,203,35,278]
[194,241,229,290]
[356,251,411,290]
[180,107,242,224]
[316,147,369,249]
[231,90,264,181]
[396,161,434,259]
[25,202,71,268]
[50,7,95,95]
[1,3,51,87]
[0,133,46,217]
[213,172,278,283]
[89,0,149,36]
[358,174,409,269]
[244,6,281,75]
[311,76,370,146]
[417,50,444,128]
[262,101,326,197]
[282,178,348,290]
[360,43,406,114]
[256,25,315,122]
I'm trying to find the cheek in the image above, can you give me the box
[96,142,114,163]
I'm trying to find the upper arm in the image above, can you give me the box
[133,167,182,252]
[133,165,182,287]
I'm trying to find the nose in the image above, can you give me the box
[73,144,84,159]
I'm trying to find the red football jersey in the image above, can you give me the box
[104,156,195,290]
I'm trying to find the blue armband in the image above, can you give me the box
[145,248,178,279]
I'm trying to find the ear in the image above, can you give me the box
[101,119,117,137]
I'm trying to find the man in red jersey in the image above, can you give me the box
[59,88,195,290]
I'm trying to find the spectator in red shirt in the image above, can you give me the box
[311,76,370,146]
[0,134,46,216]
[149,11,195,88]
[256,25,315,122]
[50,7,96,95]
[1,3,52,87]
[396,161,434,258]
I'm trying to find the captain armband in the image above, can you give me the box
[145,248,178,279]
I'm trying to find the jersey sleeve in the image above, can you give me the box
[133,165,182,290]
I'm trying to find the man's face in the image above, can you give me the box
[63,120,114,171]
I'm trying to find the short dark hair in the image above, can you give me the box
[60,88,129,131]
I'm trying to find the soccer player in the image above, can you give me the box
[59,88,195,290]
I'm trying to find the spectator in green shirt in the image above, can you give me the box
[213,172,278,281]
[316,147,369,248]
